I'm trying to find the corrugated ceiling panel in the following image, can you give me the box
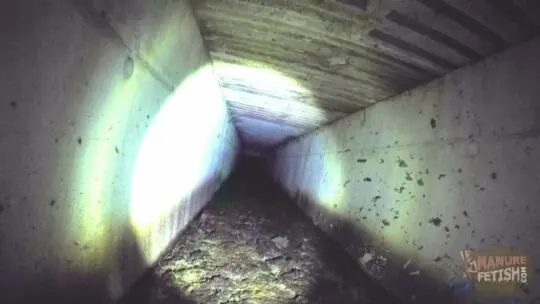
[192,0,540,152]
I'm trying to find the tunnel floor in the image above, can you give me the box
[120,157,400,304]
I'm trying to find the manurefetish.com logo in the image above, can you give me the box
[458,245,532,295]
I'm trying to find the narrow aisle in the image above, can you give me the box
[120,157,400,304]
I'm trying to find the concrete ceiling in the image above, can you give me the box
[191,0,540,152]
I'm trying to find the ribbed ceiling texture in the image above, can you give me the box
[191,0,540,152]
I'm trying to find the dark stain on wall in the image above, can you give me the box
[405,172,413,181]
[428,217,442,226]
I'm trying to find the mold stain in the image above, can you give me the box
[398,158,408,168]
[428,217,442,226]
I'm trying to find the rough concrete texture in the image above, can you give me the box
[119,157,400,304]
[0,1,238,303]
[270,36,540,303]
[193,0,540,151]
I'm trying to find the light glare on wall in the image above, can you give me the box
[130,66,226,244]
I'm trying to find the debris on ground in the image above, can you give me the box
[120,160,399,304]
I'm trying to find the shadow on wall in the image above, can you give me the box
[270,58,540,302]
[241,157,402,304]
[11,220,192,304]
[300,204,404,304]
[290,41,540,303]
[269,131,468,303]
[295,189,457,304]
[0,2,139,303]
[12,176,223,304]
[7,223,144,304]
[2,150,224,304]
[118,174,227,304]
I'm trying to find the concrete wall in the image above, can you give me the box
[0,1,239,303]
[270,36,540,303]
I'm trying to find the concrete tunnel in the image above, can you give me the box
[1,0,539,303]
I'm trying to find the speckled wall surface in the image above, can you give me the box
[0,1,239,303]
[270,36,540,303]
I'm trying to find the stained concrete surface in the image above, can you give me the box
[270,36,540,303]
[192,0,540,151]
[119,156,400,304]
[0,2,238,302]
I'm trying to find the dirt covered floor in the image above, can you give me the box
[119,157,400,304]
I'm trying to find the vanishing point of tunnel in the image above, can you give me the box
[1,1,540,304]
[120,157,400,304]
